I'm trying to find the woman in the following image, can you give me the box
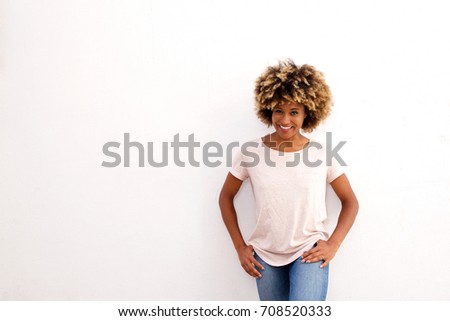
[219,60,359,301]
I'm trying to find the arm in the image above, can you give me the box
[302,173,359,268]
[219,173,264,278]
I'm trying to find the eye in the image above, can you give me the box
[274,109,283,114]
[290,111,299,115]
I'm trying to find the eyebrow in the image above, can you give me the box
[274,107,300,110]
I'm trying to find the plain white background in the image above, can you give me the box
[1,0,449,300]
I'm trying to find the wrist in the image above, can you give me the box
[234,242,247,251]
[327,238,341,250]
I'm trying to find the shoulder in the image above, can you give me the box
[238,137,264,150]
[231,137,263,159]
[305,139,327,156]
[307,138,325,148]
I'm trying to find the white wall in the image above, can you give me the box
[1,0,449,300]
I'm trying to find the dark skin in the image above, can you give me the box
[219,172,358,277]
[219,172,264,278]
[218,102,359,277]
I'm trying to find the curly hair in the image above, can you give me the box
[254,59,333,132]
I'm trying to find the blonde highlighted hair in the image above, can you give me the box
[254,59,333,132]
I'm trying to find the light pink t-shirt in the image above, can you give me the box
[230,137,344,266]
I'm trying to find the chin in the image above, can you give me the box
[276,131,296,140]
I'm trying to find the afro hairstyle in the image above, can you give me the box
[254,59,333,132]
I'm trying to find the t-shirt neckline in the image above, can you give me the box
[259,136,311,154]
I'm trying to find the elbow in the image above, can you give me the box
[342,195,359,216]
[218,188,236,212]
[353,193,359,212]
[218,188,229,209]
[218,189,225,208]
[353,198,359,216]
[352,197,359,216]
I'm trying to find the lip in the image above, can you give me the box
[278,125,293,131]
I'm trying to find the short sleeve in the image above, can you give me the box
[326,156,345,183]
[229,148,249,181]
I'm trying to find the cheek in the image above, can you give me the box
[295,115,305,124]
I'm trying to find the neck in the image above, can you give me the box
[266,132,309,152]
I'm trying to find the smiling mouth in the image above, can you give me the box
[279,125,293,130]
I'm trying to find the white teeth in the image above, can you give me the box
[280,125,291,130]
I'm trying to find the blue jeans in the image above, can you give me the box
[254,251,329,301]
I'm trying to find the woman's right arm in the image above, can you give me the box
[219,173,263,278]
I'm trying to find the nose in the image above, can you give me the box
[280,113,291,125]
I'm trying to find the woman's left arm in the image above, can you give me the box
[301,174,359,268]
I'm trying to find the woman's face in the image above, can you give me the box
[271,101,307,140]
